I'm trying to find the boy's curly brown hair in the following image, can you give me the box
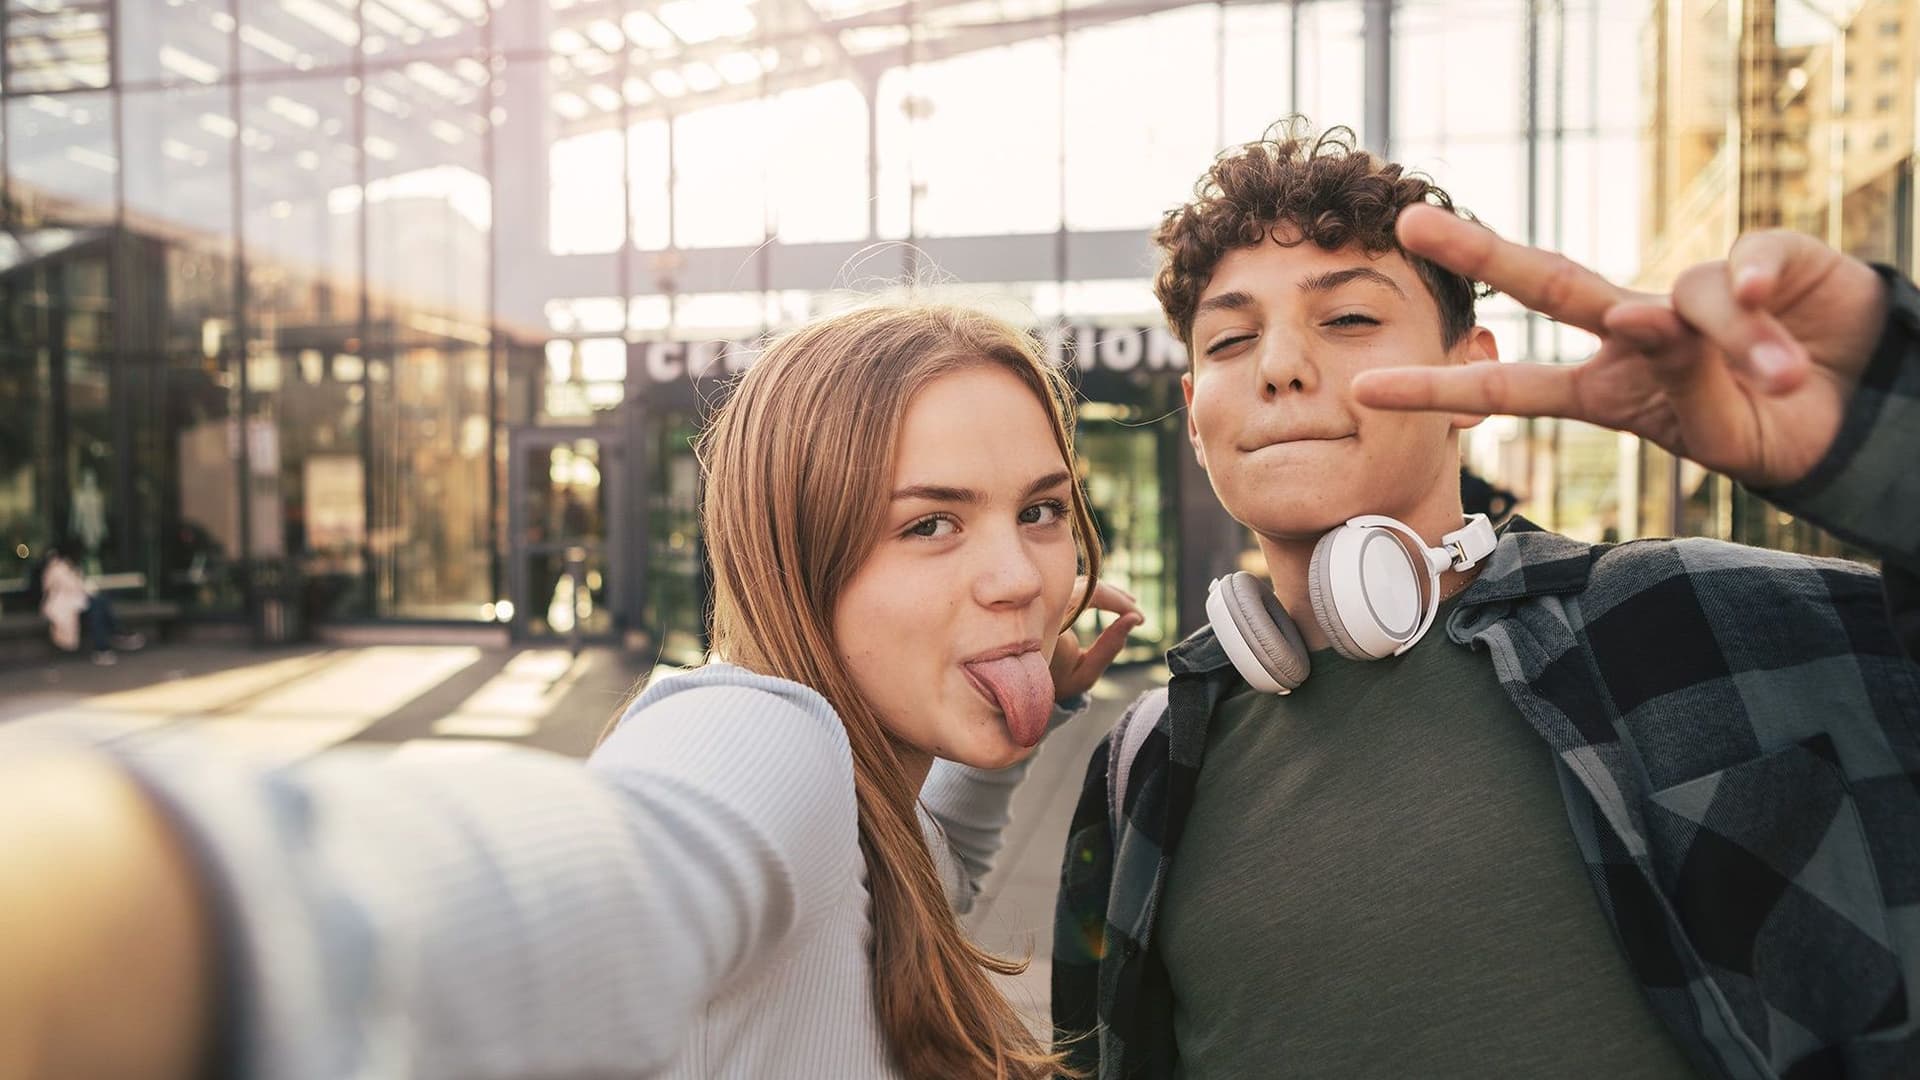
[1153,119,1491,349]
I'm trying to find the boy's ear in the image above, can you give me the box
[1182,372,1208,470]
[1450,326,1500,431]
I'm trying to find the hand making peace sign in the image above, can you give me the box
[1352,204,1892,490]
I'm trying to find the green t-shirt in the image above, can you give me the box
[1158,609,1698,1077]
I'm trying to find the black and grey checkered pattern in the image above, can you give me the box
[1054,266,1920,1079]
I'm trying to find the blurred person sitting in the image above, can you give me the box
[38,541,144,666]
[1055,119,1920,1079]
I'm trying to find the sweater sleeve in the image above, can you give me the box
[88,666,858,1080]
[918,694,1088,915]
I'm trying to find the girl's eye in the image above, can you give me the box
[1206,333,1256,356]
[906,515,956,539]
[1021,499,1068,526]
[1327,313,1379,328]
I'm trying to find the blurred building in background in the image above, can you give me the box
[1637,0,1916,555]
[0,0,1912,659]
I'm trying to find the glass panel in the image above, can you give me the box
[240,75,361,607]
[1075,412,1178,663]
[63,318,115,571]
[876,35,1064,238]
[673,98,768,249]
[1399,138,1528,247]
[5,2,111,93]
[1395,0,1528,143]
[1063,8,1220,231]
[522,438,606,548]
[628,118,671,250]
[165,341,246,615]
[358,57,492,621]
[524,547,612,637]
[644,412,705,665]
[768,80,869,244]
[240,75,360,314]
[550,129,626,255]
[369,346,492,618]
[119,0,234,88]
[1293,0,1366,148]
[362,63,491,335]
[0,276,54,595]
[491,57,618,331]
[361,0,486,62]
[518,437,612,639]
[119,85,246,611]
[122,85,237,251]
[1222,4,1295,143]
[236,0,359,74]
[6,90,117,227]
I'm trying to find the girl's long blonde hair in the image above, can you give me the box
[698,303,1099,1078]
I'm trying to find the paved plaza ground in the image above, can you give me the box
[0,641,1163,1026]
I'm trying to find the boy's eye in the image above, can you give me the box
[1206,333,1256,356]
[1327,314,1379,328]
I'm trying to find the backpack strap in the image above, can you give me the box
[1108,687,1171,835]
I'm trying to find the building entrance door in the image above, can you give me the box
[507,430,627,645]
[1076,411,1180,663]
[639,408,707,666]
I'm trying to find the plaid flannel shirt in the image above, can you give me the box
[1054,266,1920,1079]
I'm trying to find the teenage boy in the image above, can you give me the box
[1054,122,1920,1078]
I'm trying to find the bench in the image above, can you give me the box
[0,572,184,665]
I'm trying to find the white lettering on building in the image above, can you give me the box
[632,325,1186,384]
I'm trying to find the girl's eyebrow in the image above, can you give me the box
[890,470,1072,504]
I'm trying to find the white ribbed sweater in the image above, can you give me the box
[105,663,1068,1079]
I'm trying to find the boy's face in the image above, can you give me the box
[1181,235,1494,541]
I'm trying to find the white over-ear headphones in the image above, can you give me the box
[1205,514,1498,694]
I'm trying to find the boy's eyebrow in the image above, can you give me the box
[1299,266,1406,297]
[1192,290,1257,321]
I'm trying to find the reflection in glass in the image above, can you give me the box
[0,263,57,591]
[878,37,1064,238]
[1222,4,1296,147]
[241,76,360,323]
[6,91,117,227]
[119,0,233,88]
[122,86,238,245]
[517,437,614,639]
[767,81,869,244]
[1076,408,1179,663]
[645,413,705,665]
[1064,8,1220,231]
[5,5,112,93]
[370,347,492,618]
[674,99,770,249]
[363,64,490,333]
[236,0,359,74]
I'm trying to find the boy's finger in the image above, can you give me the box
[1353,361,1584,421]
[1671,261,1810,394]
[1396,205,1625,333]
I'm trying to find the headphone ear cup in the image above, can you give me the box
[1222,573,1310,689]
[1308,527,1374,661]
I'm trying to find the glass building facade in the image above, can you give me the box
[1,0,1912,658]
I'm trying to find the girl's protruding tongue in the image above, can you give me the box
[965,651,1053,747]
